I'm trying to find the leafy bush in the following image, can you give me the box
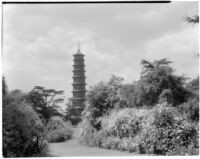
[136,103,199,155]
[101,137,121,149]
[46,116,73,143]
[78,117,98,146]
[178,98,199,122]
[3,100,47,157]
[47,128,73,143]
[83,75,129,130]
[118,137,137,152]
[79,102,199,155]
[79,108,148,152]
[101,108,148,138]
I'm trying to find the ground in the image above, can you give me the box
[47,139,141,157]
[46,127,142,157]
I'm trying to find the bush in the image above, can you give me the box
[79,102,199,155]
[178,98,199,122]
[79,108,148,152]
[101,137,121,149]
[101,108,148,138]
[47,128,73,143]
[46,116,73,143]
[136,103,199,155]
[3,101,47,157]
[118,137,137,152]
[78,117,98,146]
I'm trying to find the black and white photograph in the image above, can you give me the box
[1,0,199,157]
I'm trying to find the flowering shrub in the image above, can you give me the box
[136,103,199,155]
[46,116,73,143]
[118,137,137,152]
[101,108,149,138]
[78,118,98,146]
[101,137,121,149]
[47,128,73,143]
[178,98,199,122]
[79,102,199,155]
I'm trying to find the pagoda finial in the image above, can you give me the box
[78,40,80,51]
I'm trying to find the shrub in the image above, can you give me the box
[101,137,120,150]
[78,118,98,146]
[46,116,73,143]
[178,98,199,122]
[79,102,199,155]
[47,128,72,143]
[118,137,137,152]
[101,108,148,138]
[47,116,66,131]
[136,103,199,155]
[79,107,148,152]
[3,101,47,157]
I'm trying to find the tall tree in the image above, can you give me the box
[26,86,64,122]
[139,58,190,106]
[184,14,199,24]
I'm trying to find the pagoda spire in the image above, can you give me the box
[78,41,80,50]
[77,41,81,53]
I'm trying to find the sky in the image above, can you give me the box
[2,1,199,106]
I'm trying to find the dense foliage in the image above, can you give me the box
[78,59,199,155]
[46,116,73,143]
[3,92,48,157]
[137,103,198,155]
[138,58,190,106]
[2,78,68,157]
[82,75,128,130]
[25,86,64,122]
[79,103,199,155]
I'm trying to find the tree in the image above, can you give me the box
[3,88,46,157]
[82,75,128,130]
[184,14,199,24]
[139,58,190,106]
[3,101,45,157]
[26,86,64,122]
[185,76,199,96]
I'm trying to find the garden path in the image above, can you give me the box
[47,139,140,157]
[47,127,141,157]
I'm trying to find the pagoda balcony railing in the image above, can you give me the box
[72,90,86,92]
[72,82,86,85]
[73,59,85,63]
[73,68,86,71]
[73,64,85,66]
[73,73,85,76]
[73,70,86,72]
[72,76,86,78]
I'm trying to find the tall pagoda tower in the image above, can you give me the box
[71,43,86,124]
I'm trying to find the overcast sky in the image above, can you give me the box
[2,1,199,103]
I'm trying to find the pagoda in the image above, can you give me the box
[71,43,86,124]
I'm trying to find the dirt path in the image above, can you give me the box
[47,139,140,157]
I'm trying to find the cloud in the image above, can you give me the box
[144,26,199,79]
[2,1,198,106]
